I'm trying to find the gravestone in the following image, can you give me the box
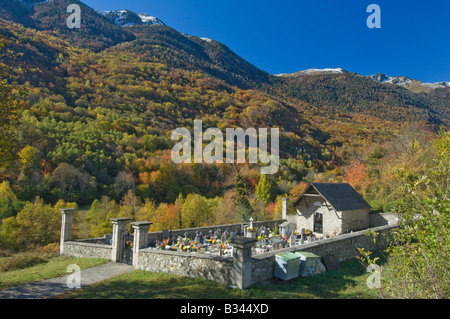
[289,232,296,247]
[194,232,200,244]
[162,229,169,240]
[273,241,282,250]
[259,226,265,237]
[256,227,261,237]
[321,254,340,271]
[279,221,296,237]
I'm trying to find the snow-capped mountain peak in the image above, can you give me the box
[275,68,345,77]
[368,73,449,91]
[138,13,165,26]
[97,9,165,27]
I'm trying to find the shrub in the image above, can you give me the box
[0,246,59,272]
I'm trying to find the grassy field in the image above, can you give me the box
[59,256,382,299]
[0,252,109,289]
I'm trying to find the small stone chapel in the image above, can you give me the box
[282,183,372,237]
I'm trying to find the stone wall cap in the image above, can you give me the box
[139,248,233,262]
[130,221,153,226]
[60,208,76,213]
[110,217,131,222]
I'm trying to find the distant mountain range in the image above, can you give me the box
[1,0,449,131]
[278,68,450,93]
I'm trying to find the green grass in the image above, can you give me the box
[0,255,109,289]
[60,256,383,299]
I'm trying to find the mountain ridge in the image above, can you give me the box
[1,0,449,129]
[0,0,448,207]
[276,68,450,93]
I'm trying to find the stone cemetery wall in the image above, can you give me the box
[249,224,397,286]
[251,257,275,284]
[137,249,233,285]
[63,240,112,260]
[146,219,285,242]
[59,205,400,289]
[369,212,399,226]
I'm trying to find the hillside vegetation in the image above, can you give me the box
[0,0,448,250]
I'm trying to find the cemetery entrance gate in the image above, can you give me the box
[122,232,133,265]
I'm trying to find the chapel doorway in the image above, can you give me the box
[313,212,323,234]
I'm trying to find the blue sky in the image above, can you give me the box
[83,0,450,83]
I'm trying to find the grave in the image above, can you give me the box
[279,221,296,237]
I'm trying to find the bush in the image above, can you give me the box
[0,245,59,272]
[0,254,45,272]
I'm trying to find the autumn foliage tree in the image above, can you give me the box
[343,160,369,194]
[0,39,23,167]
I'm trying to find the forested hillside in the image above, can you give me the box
[0,0,448,248]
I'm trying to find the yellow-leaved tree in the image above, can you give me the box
[0,197,77,251]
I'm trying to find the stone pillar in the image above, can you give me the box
[59,208,76,255]
[281,197,289,220]
[110,218,131,263]
[131,221,152,269]
[229,237,257,289]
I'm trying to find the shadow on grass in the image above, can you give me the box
[250,253,387,299]
[62,252,388,299]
